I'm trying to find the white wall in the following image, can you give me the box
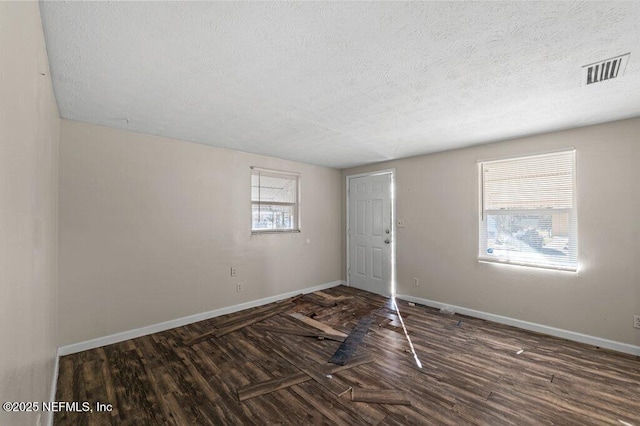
[58,120,342,346]
[0,2,60,425]
[342,118,640,347]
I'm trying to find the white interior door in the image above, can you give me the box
[348,173,392,297]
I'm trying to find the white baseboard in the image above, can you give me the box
[396,294,640,356]
[58,280,344,357]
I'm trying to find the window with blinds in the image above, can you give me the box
[479,151,577,271]
[251,168,299,233]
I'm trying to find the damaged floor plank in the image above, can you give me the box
[270,347,353,397]
[314,291,353,302]
[213,295,303,328]
[300,366,352,397]
[55,285,640,426]
[351,389,412,406]
[236,354,373,401]
[302,293,337,307]
[288,312,348,339]
[329,317,373,365]
[253,324,346,342]
[184,302,295,346]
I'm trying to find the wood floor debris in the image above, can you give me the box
[236,354,374,401]
[302,293,337,307]
[314,291,353,302]
[182,296,300,346]
[328,316,373,366]
[55,286,640,425]
[183,290,410,407]
[252,324,346,342]
[351,388,412,406]
[272,346,353,397]
[302,290,353,307]
[288,312,349,340]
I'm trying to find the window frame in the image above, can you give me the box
[250,167,301,234]
[478,150,577,272]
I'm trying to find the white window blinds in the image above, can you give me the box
[479,151,577,271]
[251,168,299,232]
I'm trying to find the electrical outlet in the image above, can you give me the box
[237,283,243,292]
[634,315,640,329]
[413,277,419,287]
[230,267,237,277]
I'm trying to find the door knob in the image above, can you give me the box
[384,239,390,244]
[385,229,390,234]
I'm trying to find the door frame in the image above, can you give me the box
[345,169,396,297]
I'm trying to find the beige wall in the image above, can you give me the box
[0,2,60,425]
[58,120,342,346]
[342,118,640,347]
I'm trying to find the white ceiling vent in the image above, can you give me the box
[582,53,630,86]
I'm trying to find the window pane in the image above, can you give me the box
[251,173,297,204]
[480,151,576,271]
[482,213,576,270]
[251,168,299,232]
[252,204,295,231]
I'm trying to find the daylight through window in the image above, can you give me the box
[251,168,299,233]
[479,151,577,271]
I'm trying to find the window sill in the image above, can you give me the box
[251,230,301,235]
[478,258,577,273]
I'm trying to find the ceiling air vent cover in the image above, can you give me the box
[582,53,630,86]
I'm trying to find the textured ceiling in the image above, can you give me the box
[40,1,640,168]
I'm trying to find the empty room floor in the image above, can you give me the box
[55,286,640,425]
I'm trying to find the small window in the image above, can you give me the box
[251,168,299,233]
[479,151,577,271]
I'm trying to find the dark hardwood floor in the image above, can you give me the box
[55,286,640,425]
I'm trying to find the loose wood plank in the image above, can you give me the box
[213,295,303,328]
[315,291,353,302]
[184,302,294,346]
[300,365,352,397]
[238,369,309,402]
[253,324,346,342]
[270,346,353,397]
[236,354,374,401]
[329,317,373,366]
[303,293,337,307]
[288,312,348,339]
[352,388,412,406]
